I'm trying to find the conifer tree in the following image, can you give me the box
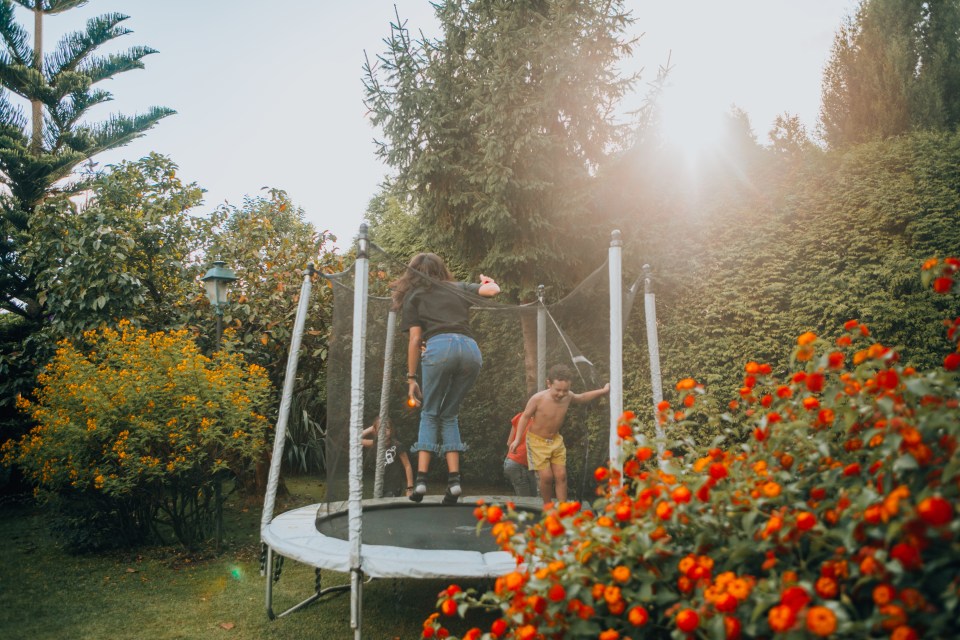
[0,0,173,318]
[364,0,640,298]
[820,0,960,148]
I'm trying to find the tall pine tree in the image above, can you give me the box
[0,0,173,319]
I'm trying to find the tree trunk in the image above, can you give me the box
[31,3,43,154]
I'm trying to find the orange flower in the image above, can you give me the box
[676,377,697,390]
[814,576,838,599]
[797,331,817,346]
[611,566,631,584]
[873,583,897,607]
[761,481,781,498]
[628,605,649,627]
[728,578,752,601]
[768,604,797,632]
[544,515,565,536]
[503,571,525,591]
[598,630,619,640]
[891,626,919,640]
[440,598,457,616]
[806,606,837,637]
[655,500,673,520]
[603,585,622,605]
[516,625,537,640]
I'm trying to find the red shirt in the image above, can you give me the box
[506,412,531,465]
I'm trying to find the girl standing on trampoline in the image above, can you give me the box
[392,253,500,503]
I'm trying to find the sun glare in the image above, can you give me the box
[657,88,729,167]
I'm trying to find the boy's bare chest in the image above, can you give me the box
[534,399,572,429]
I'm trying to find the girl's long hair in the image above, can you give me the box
[390,252,454,311]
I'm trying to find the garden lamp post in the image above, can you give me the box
[200,260,238,348]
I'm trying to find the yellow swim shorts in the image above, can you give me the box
[526,432,566,471]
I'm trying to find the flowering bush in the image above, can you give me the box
[424,260,959,639]
[2,321,273,549]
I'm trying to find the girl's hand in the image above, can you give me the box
[407,380,422,408]
[479,273,495,285]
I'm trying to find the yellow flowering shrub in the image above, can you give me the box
[2,320,273,549]
[424,259,959,639]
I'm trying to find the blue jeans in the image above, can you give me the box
[504,458,539,497]
[411,333,482,454]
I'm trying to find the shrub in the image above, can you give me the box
[1,321,273,549]
[425,259,959,639]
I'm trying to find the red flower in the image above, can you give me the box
[828,351,845,368]
[781,585,811,611]
[876,369,899,390]
[891,542,922,570]
[933,276,954,293]
[709,463,729,480]
[796,511,817,531]
[696,482,712,502]
[917,495,953,526]
[944,352,960,371]
[547,583,566,602]
[805,372,825,393]
[676,608,700,632]
[843,463,860,477]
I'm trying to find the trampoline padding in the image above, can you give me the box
[261,496,541,579]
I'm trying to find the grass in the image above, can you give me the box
[0,477,509,640]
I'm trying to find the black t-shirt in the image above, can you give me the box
[400,281,481,341]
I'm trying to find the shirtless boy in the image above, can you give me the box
[509,364,609,502]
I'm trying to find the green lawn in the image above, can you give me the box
[0,479,504,640]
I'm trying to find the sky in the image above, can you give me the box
[19,1,859,252]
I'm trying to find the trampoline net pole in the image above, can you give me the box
[349,226,370,635]
[374,310,398,498]
[261,265,315,529]
[643,265,665,455]
[537,285,546,390]
[608,231,624,469]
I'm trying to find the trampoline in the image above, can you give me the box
[262,496,541,579]
[260,228,640,636]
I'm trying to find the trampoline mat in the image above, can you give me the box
[315,501,540,552]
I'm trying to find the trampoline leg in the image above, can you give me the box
[264,547,350,620]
